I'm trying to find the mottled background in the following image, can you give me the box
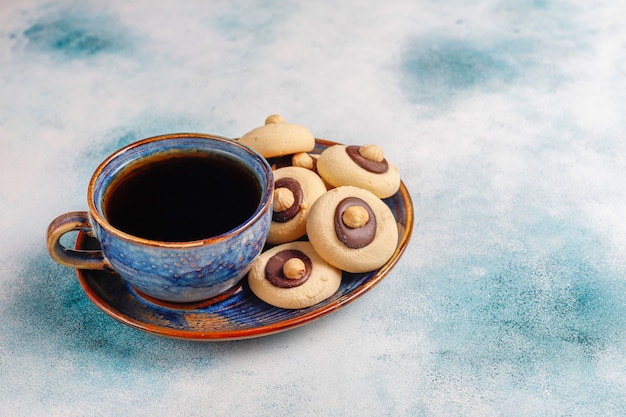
[1,1,625,416]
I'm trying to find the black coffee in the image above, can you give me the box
[105,152,262,242]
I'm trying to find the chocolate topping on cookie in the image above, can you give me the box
[264,249,312,288]
[272,178,303,223]
[346,145,389,174]
[334,197,377,249]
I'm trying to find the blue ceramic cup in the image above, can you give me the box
[47,133,274,303]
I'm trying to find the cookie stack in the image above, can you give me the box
[237,115,401,309]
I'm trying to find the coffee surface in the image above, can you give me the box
[105,153,261,242]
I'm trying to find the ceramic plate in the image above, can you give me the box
[75,139,414,341]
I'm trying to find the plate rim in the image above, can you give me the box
[75,138,414,341]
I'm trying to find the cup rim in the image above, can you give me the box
[87,132,274,248]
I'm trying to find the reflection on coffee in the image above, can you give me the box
[105,153,261,242]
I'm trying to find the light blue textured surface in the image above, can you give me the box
[1,0,625,416]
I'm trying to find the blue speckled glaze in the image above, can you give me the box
[3,0,626,415]
[87,134,273,302]
[71,139,413,340]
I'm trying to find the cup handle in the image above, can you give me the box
[46,211,111,270]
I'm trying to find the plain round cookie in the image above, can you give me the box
[306,186,399,273]
[267,166,328,244]
[248,241,342,309]
[316,144,401,198]
[238,114,315,158]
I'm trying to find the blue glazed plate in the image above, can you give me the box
[75,139,414,341]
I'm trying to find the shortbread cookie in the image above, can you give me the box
[267,166,327,244]
[306,186,399,273]
[248,241,342,309]
[238,114,315,158]
[316,144,400,198]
